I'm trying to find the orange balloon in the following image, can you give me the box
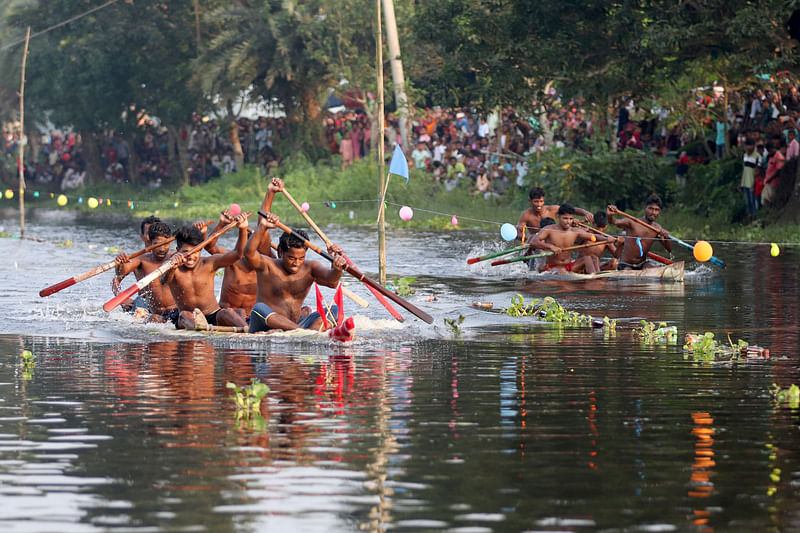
[693,240,713,262]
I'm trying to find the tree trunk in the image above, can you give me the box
[126,133,139,184]
[608,94,617,152]
[80,131,104,184]
[225,99,245,170]
[167,125,189,186]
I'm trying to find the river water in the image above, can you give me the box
[0,209,798,532]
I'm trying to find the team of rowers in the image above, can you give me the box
[516,187,672,273]
[112,178,348,332]
[111,180,672,331]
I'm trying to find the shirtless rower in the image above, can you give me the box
[112,215,162,312]
[608,194,672,270]
[576,211,624,271]
[162,213,250,329]
[245,211,347,333]
[516,186,593,239]
[529,204,604,274]
[203,178,284,319]
[113,221,179,323]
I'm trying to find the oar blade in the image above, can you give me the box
[39,277,77,297]
[103,283,140,312]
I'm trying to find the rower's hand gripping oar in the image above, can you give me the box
[280,188,401,319]
[39,220,214,297]
[611,208,725,268]
[263,211,434,324]
[466,245,528,265]
[491,240,610,266]
[575,221,673,266]
[103,214,250,312]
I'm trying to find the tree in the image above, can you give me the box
[195,0,383,156]
[0,0,214,183]
[410,1,800,111]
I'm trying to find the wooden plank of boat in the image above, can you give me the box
[540,261,685,282]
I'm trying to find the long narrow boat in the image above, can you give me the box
[536,261,685,282]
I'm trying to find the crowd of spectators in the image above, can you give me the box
[1,114,292,191]
[4,74,800,212]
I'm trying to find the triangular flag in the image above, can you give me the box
[314,283,328,330]
[334,283,344,325]
[388,144,410,183]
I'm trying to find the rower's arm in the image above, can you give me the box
[515,212,530,241]
[115,255,142,277]
[530,228,558,253]
[310,259,345,288]
[574,206,593,222]
[244,217,270,270]
[210,222,248,269]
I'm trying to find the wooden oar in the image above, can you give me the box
[39,220,214,297]
[612,209,725,268]
[281,188,397,317]
[265,213,433,324]
[491,240,609,266]
[196,324,247,333]
[103,214,250,312]
[466,245,528,265]
[576,221,673,266]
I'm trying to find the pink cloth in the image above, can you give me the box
[786,139,799,160]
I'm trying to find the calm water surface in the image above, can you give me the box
[0,209,798,532]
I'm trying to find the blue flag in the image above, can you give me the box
[388,144,410,183]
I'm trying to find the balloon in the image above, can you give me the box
[693,240,713,262]
[4,189,12,199]
[771,243,780,257]
[301,202,310,212]
[500,223,516,241]
[87,197,99,209]
[451,215,458,226]
[57,194,68,206]
[399,205,413,221]
[229,203,241,216]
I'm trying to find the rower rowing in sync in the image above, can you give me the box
[608,194,672,270]
[529,204,610,274]
[246,208,348,333]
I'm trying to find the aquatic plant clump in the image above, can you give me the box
[772,384,800,409]
[683,332,767,362]
[227,380,270,430]
[505,295,605,327]
[634,320,678,343]
[20,350,35,380]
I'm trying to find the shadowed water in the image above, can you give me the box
[0,209,798,532]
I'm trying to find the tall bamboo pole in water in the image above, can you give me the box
[376,0,386,284]
[18,27,30,238]
[381,0,409,152]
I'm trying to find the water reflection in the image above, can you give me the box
[1,215,800,531]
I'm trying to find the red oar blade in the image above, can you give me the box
[364,284,404,322]
[104,284,140,312]
[39,277,77,297]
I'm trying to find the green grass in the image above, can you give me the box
[7,153,800,242]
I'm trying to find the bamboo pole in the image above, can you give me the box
[377,0,386,285]
[381,0,409,152]
[18,27,30,238]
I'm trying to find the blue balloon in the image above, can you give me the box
[500,223,516,241]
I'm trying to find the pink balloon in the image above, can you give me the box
[301,202,310,212]
[451,215,458,226]
[399,205,413,221]
[229,203,241,216]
